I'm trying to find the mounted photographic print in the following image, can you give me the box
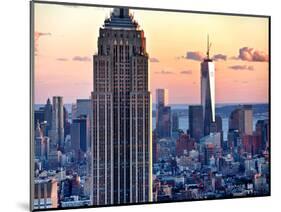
[30,0,270,211]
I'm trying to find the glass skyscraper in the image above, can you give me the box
[201,37,215,136]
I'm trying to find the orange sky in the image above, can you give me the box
[34,2,269,104]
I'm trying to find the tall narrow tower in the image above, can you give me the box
[201,35,215,135]
[50,96,64,149]
[91,8,152,205]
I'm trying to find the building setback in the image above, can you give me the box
[91,8,152,205]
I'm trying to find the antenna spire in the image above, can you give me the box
[206,34,212,60]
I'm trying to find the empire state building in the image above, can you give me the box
[91,8,152,205]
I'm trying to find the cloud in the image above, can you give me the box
[185,51,228,62]
[72,56,91,62]
[155,70,174,74]
[175,56,185,60]
[180,70,192,75]
[34,32,51,55]
[229,65,254,71]
[150,57,160,63]
[212,54,227,61]
[186,51,205,61]
[56,57,68,61]
[238,47,268,62]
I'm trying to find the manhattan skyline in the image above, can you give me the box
[34,3,269,104]
[32,3,269,210]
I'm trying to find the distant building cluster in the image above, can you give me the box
[33,97,92,209]
[152,54,269,202]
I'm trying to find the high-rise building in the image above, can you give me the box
[156,88,171,138]
[241,105,253,135]
[229,105,253,135]
[34,108,45,128]
[41,136,50,163]
[156,88,168,107]
[91,8,152,205]
[44,98,52,136]
[152,130,158,163]
[189,105,204,142]
[72,99,91,119]
[72,99,92,151]
[255,119,269,150]
[242,133,262,155]
[172,112,179,132]
[71,115,88,159]
[201,36,215,136]
[156,106,171,138]
[35,121,43,159]
[176,133,195,157]
[33,179,58,209]
[50,96,64,149]
[229,108,240,131]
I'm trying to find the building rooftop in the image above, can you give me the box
[103,8,139,30]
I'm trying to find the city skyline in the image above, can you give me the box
[34,3,269,104]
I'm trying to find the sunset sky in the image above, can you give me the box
[34,2,269,104]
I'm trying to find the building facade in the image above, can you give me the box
[200,38,215,136]
[50,96,64,149]
[156,88,171,138]
[91,8,152,205]
[189,105,204,142]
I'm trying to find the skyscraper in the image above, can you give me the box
[50,96,64,149]
[229,105,253,135]
[44,98,52,136]
[71,115,88,159]
[201,36,215,136]
[189,105,204,142]
[172,112,179,132]
[91,8,152,205]
[156,88,168,107]
[176,133,195,157]
[35,121,43,159]
[156,89,171,138]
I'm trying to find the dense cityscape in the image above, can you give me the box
[33,7,270,210]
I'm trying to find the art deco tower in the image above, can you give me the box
[91,8,152,205]
[201,36,215,136]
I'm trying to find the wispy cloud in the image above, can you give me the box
[150,57,160,63]
[56,57,68,62]
[72,56,91,62]
[34,32,51,55]
[155,70,174,74]
[180,70,192,75]
[175,56,185,60]
[229,65,254,71]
